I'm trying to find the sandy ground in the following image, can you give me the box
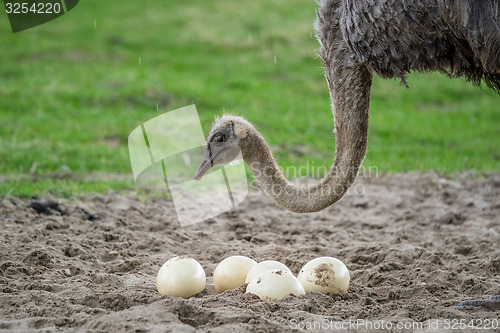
[0,172,499,332]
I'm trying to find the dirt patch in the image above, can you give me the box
[0,172,499,332]
[313,263,335,288]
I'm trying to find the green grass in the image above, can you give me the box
[0,0,499,197]
[0,175,134,198]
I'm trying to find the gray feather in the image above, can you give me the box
[317,0,500,93]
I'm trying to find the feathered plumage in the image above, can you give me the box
[317,0,500,93]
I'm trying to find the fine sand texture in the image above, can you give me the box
[0,173,499,332]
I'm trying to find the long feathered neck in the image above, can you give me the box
[241,0,372,213]
[243,58,372,213]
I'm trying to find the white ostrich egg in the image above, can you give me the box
[297,257,350,294]
[246,269,305,301]
[156,256,206,298]
[213,255,257,293]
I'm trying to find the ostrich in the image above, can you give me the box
[194,0,500,213]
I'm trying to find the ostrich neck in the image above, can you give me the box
[244,51,372,213]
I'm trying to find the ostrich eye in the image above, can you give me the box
[212,134,225,143]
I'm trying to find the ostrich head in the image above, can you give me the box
[193,115,248,180]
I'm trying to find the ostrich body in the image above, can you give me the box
[194,0,500,213]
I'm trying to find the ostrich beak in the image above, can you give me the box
[194,150,212,180]
[194,143,230,180]
[194,146,218,180]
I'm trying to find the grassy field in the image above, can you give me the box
[1,0,499,197]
